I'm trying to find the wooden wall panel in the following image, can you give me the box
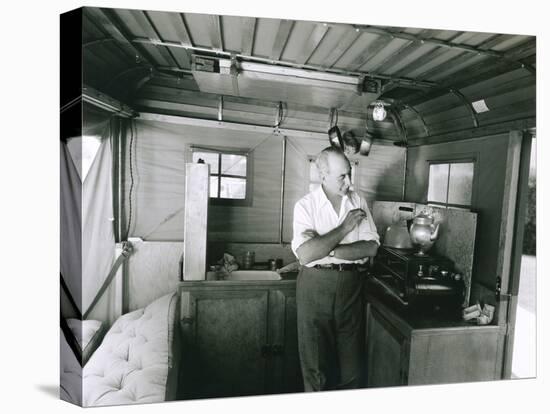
[405,133,510,293]
[354,144,406,204]
[183,164,209,280]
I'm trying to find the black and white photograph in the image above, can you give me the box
[2,0,547,413]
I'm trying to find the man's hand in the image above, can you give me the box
[341,208,366,233]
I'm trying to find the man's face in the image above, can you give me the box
[322,153,352,197]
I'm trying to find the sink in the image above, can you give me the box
[206,270,282,281]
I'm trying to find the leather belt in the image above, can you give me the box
[313,263,359,271]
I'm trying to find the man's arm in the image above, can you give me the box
[333,240,378,260]
[295,225,348,265]
[295,209,366,265]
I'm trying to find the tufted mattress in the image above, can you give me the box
[61,292,181,407]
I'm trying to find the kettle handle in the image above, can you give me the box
[430,223,441,241]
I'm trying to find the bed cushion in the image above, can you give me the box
[82,292,180,407]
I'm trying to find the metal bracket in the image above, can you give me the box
[218,96,224,121]
[356,75,366,95]
[121,240,134,257]
[230,54,240,96]
[274,101,284,131]
[495,276,513,299]
[402,103,430,137]
[449,88,479,128]
[180,317,195,325]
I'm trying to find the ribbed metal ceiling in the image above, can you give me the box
[81,7,536,144]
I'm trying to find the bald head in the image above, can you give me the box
[316,147,350,177]
[316,147,352,197]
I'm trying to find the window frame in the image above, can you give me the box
[426,156,477,210]
[190,146,253,207]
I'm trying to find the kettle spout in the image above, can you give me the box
[430,223,440,241]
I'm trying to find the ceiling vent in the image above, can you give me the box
[362,78,381,94]
[472,99,490,113]
[192,55,220,73]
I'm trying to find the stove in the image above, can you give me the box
[372,246,464,308]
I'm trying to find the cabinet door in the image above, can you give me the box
[182,288,270,398]
[267,288,303,394]
[366,304,410,387]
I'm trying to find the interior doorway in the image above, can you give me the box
[511,136,536,378]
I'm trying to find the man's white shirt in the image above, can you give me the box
[291,185,380,267]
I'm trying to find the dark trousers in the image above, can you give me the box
[296,266,365,391]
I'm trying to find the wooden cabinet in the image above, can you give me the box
[366,304,410,386]
[177,281,302,399]
[366,295,505,387]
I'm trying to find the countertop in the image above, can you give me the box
[365,276,501,333]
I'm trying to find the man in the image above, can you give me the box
[291,146,379,391]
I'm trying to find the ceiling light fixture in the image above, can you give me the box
[372,101,387,122]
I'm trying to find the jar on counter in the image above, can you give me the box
[243,251,255,270]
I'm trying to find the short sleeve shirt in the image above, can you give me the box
[291,186,380,267]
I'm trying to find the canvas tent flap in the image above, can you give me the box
[60,141,82,312]
[82,137,115,317]
[61,104,117,322]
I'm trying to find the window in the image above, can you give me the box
[192,148,251,206]
[427,160,474,209]
[309,157,357,193]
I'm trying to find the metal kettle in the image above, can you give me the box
[409,212,440,256]
[383,220,413,249]
[383,207,414,249]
